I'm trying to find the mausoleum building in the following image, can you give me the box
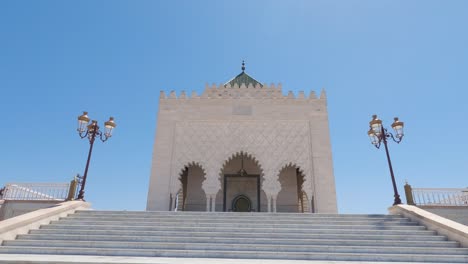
[146,65,337,213]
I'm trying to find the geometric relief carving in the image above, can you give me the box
[171,120,313,197]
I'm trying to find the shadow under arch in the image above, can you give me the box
[276,163,311,213]
[215,151,267,212]
[177,161,207,211]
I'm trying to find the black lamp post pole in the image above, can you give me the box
[77,124,97,200]
[381,128,402,205]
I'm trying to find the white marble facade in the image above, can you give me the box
[146,71,338,213]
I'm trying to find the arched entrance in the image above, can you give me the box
[276,165,310,212]
[178,164,206,211]
[216,152,266,212]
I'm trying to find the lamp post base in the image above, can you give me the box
[77,191,85,200]
[393,195,402,205]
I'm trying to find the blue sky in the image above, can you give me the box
[0,1,467,213]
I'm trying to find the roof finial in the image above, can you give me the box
[241,60,245,72]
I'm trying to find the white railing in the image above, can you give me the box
[1,183,71,201]
[411,188,468,206]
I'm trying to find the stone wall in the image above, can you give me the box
[419,206,468,226]
[0,200,62,221]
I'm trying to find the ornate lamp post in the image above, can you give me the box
[76,111,116,200]
[367,115,405,205]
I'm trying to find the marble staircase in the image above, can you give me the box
[0,210,468,263]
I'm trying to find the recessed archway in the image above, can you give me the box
[276,164,310,213]
[177,163,206,211]
[215,151,267,212]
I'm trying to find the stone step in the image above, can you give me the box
[43,222,427,232]
[2,210,466,263]
[4,240,468,255]
[0,246,467,263]
[52,219,420,227]
[0,255,456,264]
[71,211,405,218]
[16,233,460,247]
[59,216,416,225]
[31,227,441,239]
[75,210,405,219]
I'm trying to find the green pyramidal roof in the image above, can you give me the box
[225,71,263,88]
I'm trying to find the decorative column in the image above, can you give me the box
[266,195,272,213]
[262,171,281,213]
[169,193,176,211]
[204,194,217,211]
[169,177,182,211]
[302,181,314,213]
[211,194,216,212]
[307,196,312,213]
[272,195,278,213]
[205,195,211,212]
[202,167,221,213]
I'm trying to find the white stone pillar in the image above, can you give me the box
[168,194,172,211]
[205,195,211,212]
[170,194,176,211]
[272,195,277,213]
[267,197,272,213]
[211,194,216,212]
[262,172,281,213]
[201,168,221,213]
[303,186,314,213]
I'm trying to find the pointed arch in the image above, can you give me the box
[276,162,312,213]
[214,151,267,212]
[218,151,265,178]
[176,161,207,211]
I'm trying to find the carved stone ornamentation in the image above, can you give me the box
[171,120,313,198]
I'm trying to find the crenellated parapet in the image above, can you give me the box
[159,83,326,101]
